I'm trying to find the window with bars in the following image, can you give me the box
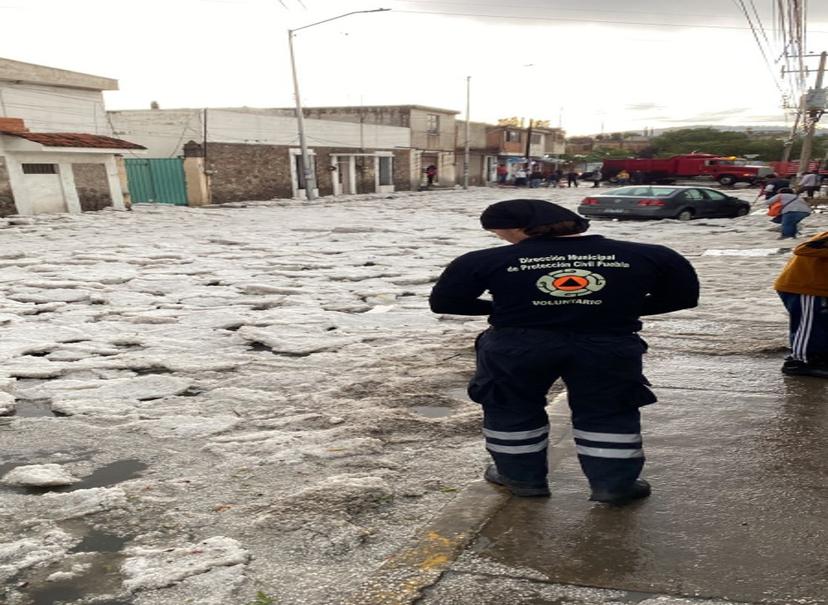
[22,163,58,174]
[505,130,521,142]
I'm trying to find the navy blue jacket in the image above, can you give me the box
[430,234,699,334]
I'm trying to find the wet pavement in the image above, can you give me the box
[424,353,828,604]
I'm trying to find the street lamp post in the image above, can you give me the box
[463,75,470,189]
[288,8,390,201]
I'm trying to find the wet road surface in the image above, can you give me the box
[432,354,828,604]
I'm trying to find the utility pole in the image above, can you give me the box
[287,29,315,201]
[781,95,805,163]
[524,118,534,168]
[795,51,827,183]
[286,9,390,202]
[463,76,470,190]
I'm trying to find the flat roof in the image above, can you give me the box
[287,104,461,115]
[0,57,117,91]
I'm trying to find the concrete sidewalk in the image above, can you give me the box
[351,352,827,605]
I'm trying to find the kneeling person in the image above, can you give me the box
[429,200,699,504]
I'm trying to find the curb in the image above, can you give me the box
[343,393,570,605]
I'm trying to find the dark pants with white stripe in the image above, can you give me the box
[468,328,657,492]
[779,292,828,364]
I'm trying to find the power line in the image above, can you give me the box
[385,0,734,21]
[389,7,828,32]
[748,0,772,48]
[732,0,786,96]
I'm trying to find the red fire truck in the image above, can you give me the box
[601,154,773,186]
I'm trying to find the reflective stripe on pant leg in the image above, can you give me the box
[792,295,814,363]
[474,329,562,484]
[563,334,648,492]
[484,425,549,454]
[572,429,644,459]
[483,423,550,483]
[779,291,802,358]
[573,425,644,491]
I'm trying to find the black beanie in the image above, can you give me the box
[480,199,589,230]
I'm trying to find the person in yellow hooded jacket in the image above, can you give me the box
[774,230,828,378]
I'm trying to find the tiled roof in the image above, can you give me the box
[0,117,27,132]
[0,130,145,150]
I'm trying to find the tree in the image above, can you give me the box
[647,127,826,161]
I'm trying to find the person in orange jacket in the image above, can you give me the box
[774,230,828,378]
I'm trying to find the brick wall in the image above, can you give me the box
[206,143,414,202]
[393,149,412,191]
[0,157,16,217]
[71,163,112,211]
[206,142,293,203]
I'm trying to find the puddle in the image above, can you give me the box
[68,527,131,554]
[411,405,454,418]
[67,459,148,491]
[10,516,136,603]
[14,399,55,417]
[22,550,129,605]
[1,459,147,496]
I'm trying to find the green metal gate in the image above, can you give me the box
[124,158,188,205]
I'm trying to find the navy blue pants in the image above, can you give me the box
[468,328,657,492]
[781,211,810,238]
[779,292,828,363]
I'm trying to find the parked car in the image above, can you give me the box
[577,185,751,221]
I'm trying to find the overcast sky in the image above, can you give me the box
[2,0,828,135]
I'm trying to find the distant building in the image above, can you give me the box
[454,121,496,186]
[284,105,459,190]
[109,107,411,202]
[0,57,142,217]
[485,119,567,179]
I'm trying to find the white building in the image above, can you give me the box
[0,57,143,217]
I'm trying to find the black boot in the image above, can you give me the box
[484,464,550,497]
[590,479,651,505]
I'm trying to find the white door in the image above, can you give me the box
[25,172,67,214]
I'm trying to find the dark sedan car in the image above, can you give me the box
[577,185,751,221]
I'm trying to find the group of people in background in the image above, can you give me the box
[496,164,600,189]
[495,164,657,188]
[760,170,824,239]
